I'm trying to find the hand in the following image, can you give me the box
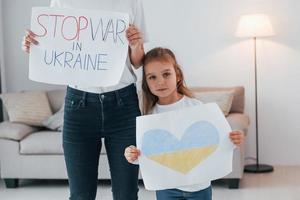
[124,145,140,163]
[229,130,245,147]
[22,29,39,53]
[126,24,143,50]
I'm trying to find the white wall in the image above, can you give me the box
[1,0,63,92]
[1,0,300,165]
[142,0,300,166]
[0,0,6,92]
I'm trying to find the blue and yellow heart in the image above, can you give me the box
[141,121,219,174]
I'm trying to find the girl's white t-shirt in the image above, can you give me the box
[50,0,148,93]
[151,96,211,192]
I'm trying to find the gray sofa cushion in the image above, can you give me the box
[0,121,38,140]
[20,131,63,154]
[20,131,108,155]
[0,91,53,126]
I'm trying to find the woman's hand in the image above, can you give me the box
[124,145,141,164]
[126,24,143,50]
[229,130,245,147]
[21,29,39,53]
[125,24,145,68]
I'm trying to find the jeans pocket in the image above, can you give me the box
[64,96,84,111]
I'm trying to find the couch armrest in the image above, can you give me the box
[226,113,250,135]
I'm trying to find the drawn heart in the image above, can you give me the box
[141,121,219,174]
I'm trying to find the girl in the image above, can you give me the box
[124,47,244,200]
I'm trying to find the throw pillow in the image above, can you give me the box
[0,121,38,140]
[42,105,64,131]
[194,90,234,116]
[0,91,53,126]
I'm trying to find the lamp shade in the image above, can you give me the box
[236,14,275,38]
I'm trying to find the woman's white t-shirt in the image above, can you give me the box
[50,0,148,93]
[151,96,211,192]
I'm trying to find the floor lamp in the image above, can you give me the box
[236,14,275,173]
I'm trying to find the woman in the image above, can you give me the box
[22,0,148,199]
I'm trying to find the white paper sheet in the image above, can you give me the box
[29,7,129,87]
[136,103,234,190]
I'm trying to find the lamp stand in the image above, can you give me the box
[0,61,2,122]
[244,37,274,173]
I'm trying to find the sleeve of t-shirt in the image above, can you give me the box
[133,0,149,43]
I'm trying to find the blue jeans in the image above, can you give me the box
[156,186,212,200]
[63,84,140,200]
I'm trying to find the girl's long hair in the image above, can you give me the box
[142,47,193,114]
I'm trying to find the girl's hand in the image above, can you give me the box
[22,29,39,53]
[229,130,245,147]
[124,145,141,163]
[126,24,143,50]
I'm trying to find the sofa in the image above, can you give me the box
[0,86,249,189]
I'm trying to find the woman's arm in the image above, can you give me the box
[126,25,145,69]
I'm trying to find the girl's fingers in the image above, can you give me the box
[235,136,243,140]
[124,146,140,156]
[230,131,244,138]
[124,145,140,163]
[125,152,139,163]
[126,149,140,156]
[231,137,243,143]
[126,145,137,152]
[229,130,244,146]
[232,138,243,146]
[230,134,243,140]
[125,150,138,156]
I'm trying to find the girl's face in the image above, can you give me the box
[144,60,181,104]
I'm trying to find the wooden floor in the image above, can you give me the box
[0,166,299,200]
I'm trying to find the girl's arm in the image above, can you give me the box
[126,25,145,69]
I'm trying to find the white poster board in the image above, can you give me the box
[136,103,234,190]
[29,7,129,87]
